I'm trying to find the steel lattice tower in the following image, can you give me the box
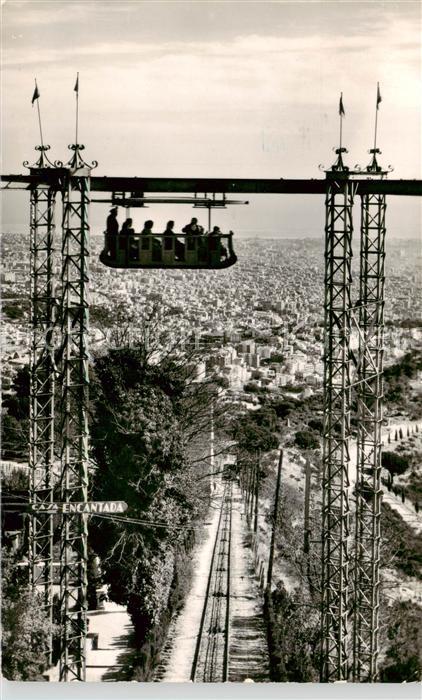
[352,149,387,681]
[321,148,355,682]
[58,145,95,681]
[27,147,58,664]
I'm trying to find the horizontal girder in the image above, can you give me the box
[1,172,422,196]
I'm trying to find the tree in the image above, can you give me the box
[381,451,409,478]
[213,375,229,389]
[1,366,30,460]
[244,381,260,393]
[1,414,28,460]
[89,343,216,648]
[3,304,25,320]
[308,419,323,434]
[265,582,319,682]
[380,601,422,682]
[4,366,30,419]
[253,407,278,432]
[1,548,54,680]
[232,409,279,453]
[295,430,320,450]
[271,399,296,419]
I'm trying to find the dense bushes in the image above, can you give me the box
[381,503,422,579]
[3,303,26,320]
[271,399,298,419]
[384,350,422,418]
[2,548,55,680]
[1,367,30,460]
[89,345,210,656]
[381,451,409,477]
[295,430,320,450]
[379,601,422,682]
[232,407,279,453]
[130,544,194,680]
[308,419,323,434]
[264,584,319,682]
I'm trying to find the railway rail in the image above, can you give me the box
[190,482,233,682]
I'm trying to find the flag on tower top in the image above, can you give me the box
[339,93,345,117]
[31,83,40,105]
[74,74,79,93]
[376,83,382,109]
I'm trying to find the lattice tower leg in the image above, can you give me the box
[29,184,57,665]
[58,169,90,681]
[320,177,354,682]
[352,193,386,681]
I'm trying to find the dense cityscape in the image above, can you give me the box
[3,232,421,395]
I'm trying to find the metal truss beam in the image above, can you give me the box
[58,160,91,681]
[321,171,355,682]
[2,172,422,196]
[352,191,386,682]
[29,183,57,663]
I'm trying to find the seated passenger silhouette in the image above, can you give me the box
[183,217,206,260]
[141,220,154,234]
[182,217,203,235]
[163,220,184,261]
[121,217,135,235]
[209,225,227,259]
[141,220,162,261]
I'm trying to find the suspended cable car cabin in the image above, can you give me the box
[100,232,237,270]
[100,230,237,270]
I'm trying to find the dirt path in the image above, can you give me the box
[47,593,135,682]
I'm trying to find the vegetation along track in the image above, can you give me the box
[190,481,233,682]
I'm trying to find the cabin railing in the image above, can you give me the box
[102,232,235,267]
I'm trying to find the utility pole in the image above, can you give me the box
[246,458,253,524]
[253,450,260,535]
[304,458,312,555]
[267,449,283,590]
[210,400,215,499]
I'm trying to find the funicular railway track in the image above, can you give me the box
[191,482,233,682]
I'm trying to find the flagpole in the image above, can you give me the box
[373,82,379,151]
[34,79,44,148]
[339,92,343,150]
[75,72,79,145]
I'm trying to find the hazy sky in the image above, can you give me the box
[1,0,421,237]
